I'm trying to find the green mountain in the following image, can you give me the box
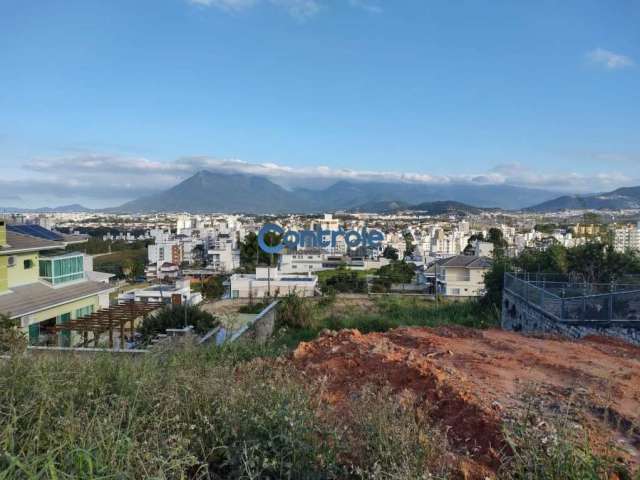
[526,186,640,212]
[112,170,562,214]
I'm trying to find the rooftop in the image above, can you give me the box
[436,255,493,269]
[0,231,63,255]
[0,281,114,319]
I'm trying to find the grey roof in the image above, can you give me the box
[0,231,63,255]
[432,255,493,269]
[0,281,113,319]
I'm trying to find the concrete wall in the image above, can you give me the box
[236,301,278,344]
[502,289,640,347]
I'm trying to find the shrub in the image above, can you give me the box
[320,267,368,294]
[138,305,219,341]
[201,275,225,299]
[499,391,629,480]
[344,386,450,479]
[0,351,340,479]
[277,292,316,329]
[0,313,26,354]
[237,301,270,314]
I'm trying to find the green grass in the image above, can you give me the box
[93,247,147,278]
[271,295,500,349]
[1,296,632,479]
[0,347,450,479]
[316,268,377,282]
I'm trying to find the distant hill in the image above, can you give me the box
[350,200,411,213]
[0,204,93,214]
[526,186,640,212]
[112,170,561,214]
[407,200,487,215]
[350,200,487,215]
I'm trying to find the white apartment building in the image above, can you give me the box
[207,236,240,273]
[279,251,327,274]
[226,267,317,299]
[613,223,640,253]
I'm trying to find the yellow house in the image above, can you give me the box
[0,220,114,347]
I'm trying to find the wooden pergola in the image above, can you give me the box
[49,302,161,348]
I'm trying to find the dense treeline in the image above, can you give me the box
[483,242,640,308]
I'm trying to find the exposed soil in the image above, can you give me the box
[291,327,640,478]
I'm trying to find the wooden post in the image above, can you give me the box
[119,318,125,350]
[130,303,135,338]
[108,309,113,348]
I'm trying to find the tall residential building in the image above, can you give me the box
[613,223,640,253]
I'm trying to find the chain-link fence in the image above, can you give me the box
[504,273,640,322]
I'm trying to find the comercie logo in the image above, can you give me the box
[258,223,384,254]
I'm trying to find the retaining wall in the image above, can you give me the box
[502,289,640,347]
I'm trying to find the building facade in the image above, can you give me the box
[0,220,114,347]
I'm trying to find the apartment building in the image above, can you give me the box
[0,221,114,347]
[612,223,640,253]
[206,235,240,272]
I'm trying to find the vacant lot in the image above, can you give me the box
[292,326,640,478]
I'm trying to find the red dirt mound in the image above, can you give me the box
[291,327,640,478]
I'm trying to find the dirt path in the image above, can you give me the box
[291,327,640,478]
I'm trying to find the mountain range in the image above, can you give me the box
[0,204,94,214]
[525,186,640,212]
[112,170,559,214]
[2,172,639,214]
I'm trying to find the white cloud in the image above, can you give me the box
[586,48,634,70]
[188,0,380,18]
[349,0,382,14]
[9,154,636,206]
[188,0,258,10]
[270,0,320,19]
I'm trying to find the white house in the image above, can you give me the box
[427,255,492,297]
[118,279,202,305]
[226,267,317,299]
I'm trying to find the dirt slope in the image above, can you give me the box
[291,327,640,478]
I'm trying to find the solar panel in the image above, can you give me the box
[7,224,64,241]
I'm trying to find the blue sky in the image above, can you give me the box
[1,0,639,207]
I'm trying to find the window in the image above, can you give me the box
[451,288,461,295]
[39,254,84,285]
[23,259,34,269]
[7,256,15,267]
[75,305,94,319]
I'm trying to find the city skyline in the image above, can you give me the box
[1,0,639,207]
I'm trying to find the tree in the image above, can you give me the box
[122,258,144,280]
[138,305,219,342]
[481,256,512,308]
[0,313,27,354]
[515,244,568,274]
[403,232,415,258]
[202,275,225,299]
[382,246,399,261]
[320,267,368,294]
[239,232,281,272]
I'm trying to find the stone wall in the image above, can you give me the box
[502,289,640,347]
